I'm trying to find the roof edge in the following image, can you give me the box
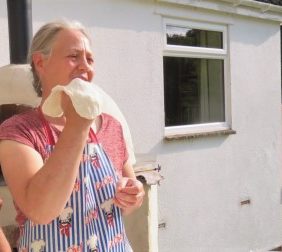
[156,0,282,22]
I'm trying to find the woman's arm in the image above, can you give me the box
[0,100,93,224]
[0,228,11,252]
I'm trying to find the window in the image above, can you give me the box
[163,19,231,137]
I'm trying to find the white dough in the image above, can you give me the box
[42,78,102,120]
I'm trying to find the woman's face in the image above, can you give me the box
[39,28,94,97]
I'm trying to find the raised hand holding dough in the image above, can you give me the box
[42,78,102,120]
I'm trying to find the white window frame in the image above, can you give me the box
[163,18,232,137]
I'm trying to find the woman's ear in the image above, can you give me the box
[32,52,45,76]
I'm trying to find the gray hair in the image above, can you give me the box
[27,20,92,97]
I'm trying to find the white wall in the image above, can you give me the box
[0,0,281,251]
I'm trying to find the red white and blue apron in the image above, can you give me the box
[18,111,133,252]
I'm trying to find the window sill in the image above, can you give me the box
[164,128,236,141]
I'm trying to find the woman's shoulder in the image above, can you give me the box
[0,108,47,155]
[98,113,124,140]
[1,108,40,128]
[101,112,122,128]
[0,108,43,142]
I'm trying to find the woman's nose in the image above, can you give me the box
[78,56,93,72]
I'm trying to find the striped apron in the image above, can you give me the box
[18,113,133,252]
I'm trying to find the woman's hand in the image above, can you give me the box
[114,177,145,215]
[61,92,92,126]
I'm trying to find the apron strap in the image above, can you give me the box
[89,127,99,144]
[37,107,56,145]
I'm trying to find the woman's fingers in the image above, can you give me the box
[114,178,145,209]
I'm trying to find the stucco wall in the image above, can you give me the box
[0,0,281,251]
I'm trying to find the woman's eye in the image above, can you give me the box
[87,58,94,64]
[68,55,77,59]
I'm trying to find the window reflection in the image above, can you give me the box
[164,57,225,126]
[166,25,223,49]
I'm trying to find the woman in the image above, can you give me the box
[0,20,144,251]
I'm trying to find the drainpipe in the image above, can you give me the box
[6,0,32,64]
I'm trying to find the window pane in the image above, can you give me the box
[163,56,225,126]
[166,25,223,49]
